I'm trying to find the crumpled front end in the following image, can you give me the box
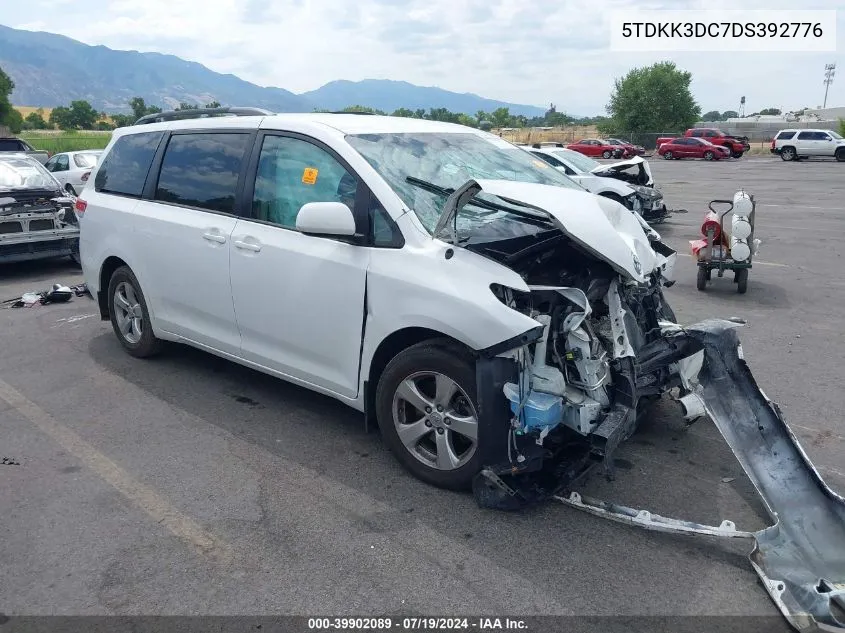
[450,181,844,631]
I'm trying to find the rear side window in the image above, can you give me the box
[154,133,250,213]
[0,139,25,151]
[776,131,796,140]
[95,132,163,197]
[797,131,816,140]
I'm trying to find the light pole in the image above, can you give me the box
[823,63,836,109]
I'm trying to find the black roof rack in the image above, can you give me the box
[327,111,376,115]
[134,106,274,126]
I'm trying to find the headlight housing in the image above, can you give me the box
[631,184,661,200]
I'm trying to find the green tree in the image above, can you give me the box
[176,102,199,110]
[722,110,739,119]
[701,110,722,121]
[391,107,418,118]
[839,118,845,137]
[456,113,477,128]
[205,101,221,108]
[490,107,513,128]
[0,65,19,132]
[23,110,50,130]
[606,61,701,133]
[49,106,74,129]
[111,113,136,128]
[342,104,387,114]
[4,108,23,134]
[68,100,99,129]
[426,107,460,123]
[128,97,162,121]
[759,108,781,115]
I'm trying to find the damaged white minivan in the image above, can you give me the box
[78,110,845,630]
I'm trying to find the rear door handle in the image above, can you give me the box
[202,232,227,244]
[234,239,262,252]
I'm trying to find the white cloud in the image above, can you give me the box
[4,0,845,114]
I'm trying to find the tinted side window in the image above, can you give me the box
[691,130,703,137]
[797,131,814,140]
[0,139,25,151]
[95,132,163,197]
[815,132,831,140]
[777,131,796,140]
[532,152,561,167]
[155,133,249,213]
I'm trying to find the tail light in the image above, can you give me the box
[81,171,91,182]
[770,138,776,150]
[75,198,88,217]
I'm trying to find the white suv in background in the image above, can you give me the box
[771,128,845,162]
[75,108,696,494]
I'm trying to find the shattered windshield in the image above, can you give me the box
[345,131,582,234]
[0,156,59,192]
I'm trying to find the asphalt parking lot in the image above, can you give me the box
[1,155,842,629]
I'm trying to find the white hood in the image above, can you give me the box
[590,155,654,187]
[472,179,658,283]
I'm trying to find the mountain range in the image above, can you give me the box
[0,24,546,117]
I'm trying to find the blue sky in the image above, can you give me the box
[4,0,844,115]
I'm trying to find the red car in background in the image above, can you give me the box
[657,137,731,161]
[566,139,624,159]
[606,138,646,157]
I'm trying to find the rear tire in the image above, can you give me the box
[696,266,708,291]
[602,150,612,159]
[663,151,673,160]
[375,339,481,491]
[780,146,797,161]
[107,266,163,358]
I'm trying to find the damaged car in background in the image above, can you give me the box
[523,143,682,225]
[0,153,79,265]
[81,112,844,632]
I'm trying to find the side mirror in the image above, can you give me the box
[296,201,357,237]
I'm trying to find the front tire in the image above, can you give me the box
[107,266,162,358]
[602,150,612,159]
[663,151,673,160]
[375,340,481,490]
[703,151,715,161]
[836,148,845,163]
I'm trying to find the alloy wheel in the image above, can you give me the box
[113,281,144,344]
[392,371,478,471]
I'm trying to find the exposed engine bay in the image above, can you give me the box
[0,192,79,264]
[442,181,845,631]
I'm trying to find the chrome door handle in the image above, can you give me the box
[202,232,227,244]
[233,240,262,252]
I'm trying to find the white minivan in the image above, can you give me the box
[76,108,702,494]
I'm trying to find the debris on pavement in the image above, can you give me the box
[1,457,21,466]
[2,283,76,308]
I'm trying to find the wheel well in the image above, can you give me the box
[365,327,473,425]
[98,256,128,319]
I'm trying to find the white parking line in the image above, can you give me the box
[676,253,788,268]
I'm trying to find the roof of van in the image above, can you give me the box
[120,113,485,137]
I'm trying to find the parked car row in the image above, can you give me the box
[565,138,645,160]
